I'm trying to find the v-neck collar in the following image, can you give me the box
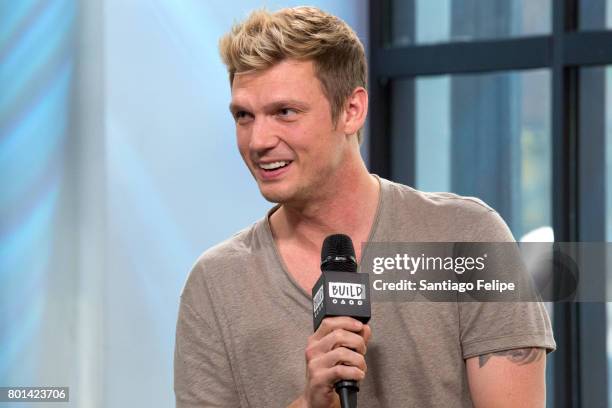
[261,175,386,300]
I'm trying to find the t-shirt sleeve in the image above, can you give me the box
[457,210,556,359]
[174,262,241,407]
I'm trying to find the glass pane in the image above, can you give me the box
[411,70,552,241]
[579,0,612,30]
[389,0,551,46]
[603,65,612,401]
[390,69,554,406]
[580,66,612,401]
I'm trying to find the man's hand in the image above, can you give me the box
[467,347,547,408]
[289,317,371,408]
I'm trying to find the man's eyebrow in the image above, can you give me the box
[229,100,309,115]
[265,100,309,111]
[228,103,247,114]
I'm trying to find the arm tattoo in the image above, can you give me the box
[478,347,544,368]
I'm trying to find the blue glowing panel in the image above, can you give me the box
[0,0,75,393]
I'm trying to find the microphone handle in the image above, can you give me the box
[335,380,358,408]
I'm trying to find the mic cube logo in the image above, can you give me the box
[329,282,366,300]
[313,285,324,315]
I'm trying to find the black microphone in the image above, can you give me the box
[312,234,371,408]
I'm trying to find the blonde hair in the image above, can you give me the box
[219,6,367,142]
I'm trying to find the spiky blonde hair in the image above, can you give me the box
[219,6,367,142]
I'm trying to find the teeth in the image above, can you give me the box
[259,161,289,170]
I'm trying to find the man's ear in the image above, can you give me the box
[339,87,368,136]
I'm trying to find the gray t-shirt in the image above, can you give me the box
[174,177,556,407]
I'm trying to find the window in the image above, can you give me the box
[369,1,612,406]
[389,0,551,45]
[579,0,612,30]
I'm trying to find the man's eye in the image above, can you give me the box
[234,111,252,122]
[278,108,298,118]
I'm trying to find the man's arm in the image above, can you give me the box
[466,347,547,408]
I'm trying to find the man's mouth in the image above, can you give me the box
[258,160,292,171]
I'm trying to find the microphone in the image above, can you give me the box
[312,234,371,408]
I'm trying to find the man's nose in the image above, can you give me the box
[249,117,279,152]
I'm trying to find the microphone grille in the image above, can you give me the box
[321,234,357,272]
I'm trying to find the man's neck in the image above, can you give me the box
[269,159,380,261]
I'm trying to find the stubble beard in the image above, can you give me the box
[251,156,342,207]
[257,179,307,205]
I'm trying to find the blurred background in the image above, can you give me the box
[0,0,610,407]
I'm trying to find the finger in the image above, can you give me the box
[316,364,366,387]
[316,329,368,355]
[359,324,372,344]
[316,347,367,372]
[311,317,364,341]
[306,329,365,363]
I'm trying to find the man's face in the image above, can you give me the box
[230,59,347,205]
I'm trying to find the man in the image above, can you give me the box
[174,6,555,407]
